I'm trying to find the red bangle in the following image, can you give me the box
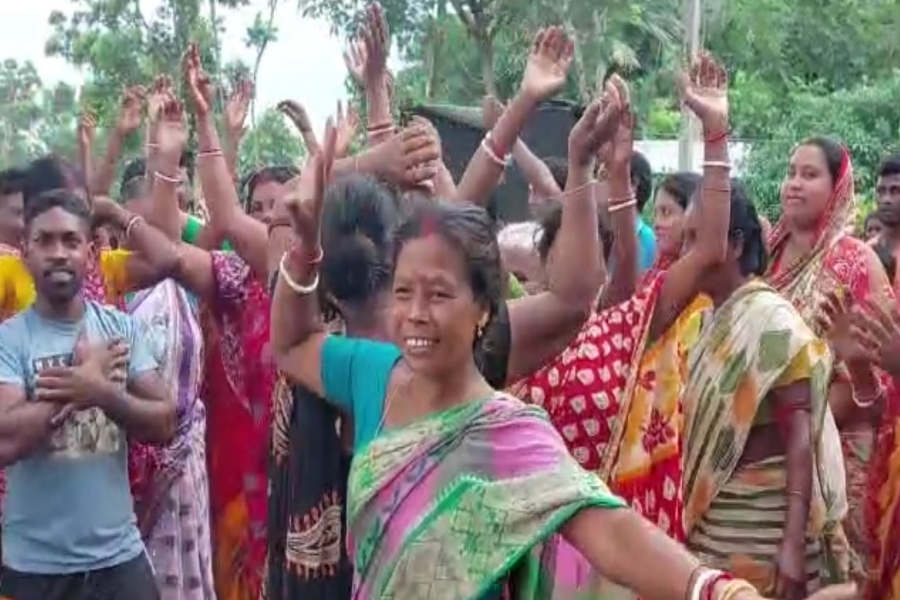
[704,130,729,144]
[701,571,734,600]
[486,132,509,160]
[288,241,323,265]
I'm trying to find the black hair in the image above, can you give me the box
[240,165,300,211]
[725,178,768,277]
[543,156,568,190]
[22,155,86,204]
[0,167,28,197]
[393,199,505,339]
[120,157,147,203]
[658,171,702,210]
[802,136,844,184]
[630,151,653,212]
[24,189,92,231]
[873,241,897,282]
[320,174,399,306]
[536,200,613,264]
[878,154,900,179]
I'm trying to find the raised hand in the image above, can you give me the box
[157,97,189,161]
[277,99,313,134]
[277,99,321,155]
[182,43,213,116]
[361,2,389,82]
[147,74,174,125]
[77,110,96,151]
[225,79,253,138]
[481,95,504,129]
[282,121,338,250]
[521,26,574,101]
[116,85,145,134]
[334,100,361,159]
[677,51,728,135]
[605,75,635,173]
[567,78,624,167]
[343,37,368,88]
[372,125,440,186]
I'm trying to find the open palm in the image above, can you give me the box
[521,27,574,101]
[677,52,728,134]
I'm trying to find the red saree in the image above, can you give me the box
[510,272,710,540]
[766,147,899,593]
[203,251,274,600]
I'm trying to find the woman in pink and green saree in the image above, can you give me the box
[266,65,778,596]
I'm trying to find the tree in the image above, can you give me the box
[0,59,81,165]
[237,108,306,174]
[741,74,900,220]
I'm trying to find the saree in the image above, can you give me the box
[263,302,515,600]
[510,272,709,535]
[127,280,215,600]
[766,149,899,591]
[265,377,352,600]
[204,251,274,600]
[509,274,710,599]
[683,279,836,592]
[348,395,625,600]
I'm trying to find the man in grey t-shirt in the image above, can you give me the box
[0,190,176,600]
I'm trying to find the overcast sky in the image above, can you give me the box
[0,0,390,132]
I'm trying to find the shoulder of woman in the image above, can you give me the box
[827,235,890,297]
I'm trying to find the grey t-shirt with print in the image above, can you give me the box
[0,300,157,574]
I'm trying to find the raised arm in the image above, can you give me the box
[268,123,340,398]
[143,75,186,242]
[597,82,640,308]
[91,196,180,295]
[504,79,624,383]
[481,95,562,201]
[183,43,268,281]
[649,53,731,340]
[346,3,394,147]
[455,27,574,206]
[89,86,144,196]
[223,79,252,184]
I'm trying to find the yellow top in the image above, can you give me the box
[0,250,133,321]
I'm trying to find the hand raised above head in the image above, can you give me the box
[568,77,626,168]
[520,26,574,102]
[676,51,728,135]
[182,43,214,116]
[281,119,338,250]
[116,85,146,134]
[225,79,253,137]
[157,96,189,161]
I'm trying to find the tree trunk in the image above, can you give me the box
[425,0,447,100]
[250,0,279,127]
[476,30,498,97]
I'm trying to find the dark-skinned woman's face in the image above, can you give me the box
[389,233,485,379]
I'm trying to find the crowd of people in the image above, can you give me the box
[0,4,899,600]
